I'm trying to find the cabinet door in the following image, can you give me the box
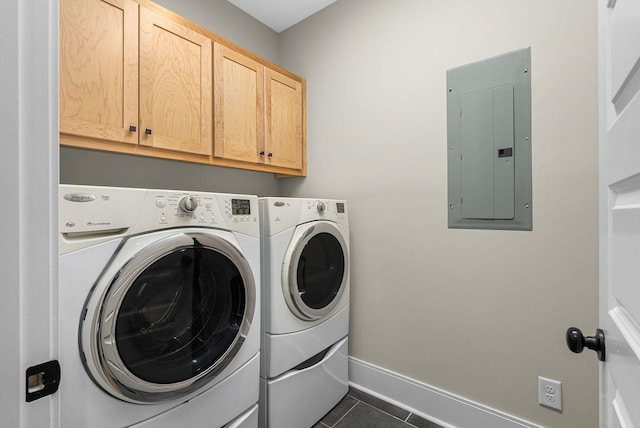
[60,0,138,145]
[139,7,212,156]
[265,68,304,170]
[213,43,264,163]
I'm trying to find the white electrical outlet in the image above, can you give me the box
[538,376,562,411]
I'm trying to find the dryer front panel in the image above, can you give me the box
[282,221,349,321]
[81,230,256,404]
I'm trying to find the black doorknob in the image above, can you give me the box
[566,327,606,362]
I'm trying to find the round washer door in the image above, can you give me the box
[81,231,255,404]
[282,221,349,321]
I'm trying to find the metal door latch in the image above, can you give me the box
[26,360,61,402]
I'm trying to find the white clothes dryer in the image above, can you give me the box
[58,185,261,428]
[259,198,350,428]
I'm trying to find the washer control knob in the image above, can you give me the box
[178,195,198,213]
[317,201,327,214]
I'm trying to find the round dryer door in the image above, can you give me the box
[282,221,349,321]
[81,231,255,404]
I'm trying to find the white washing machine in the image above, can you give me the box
[258,197,350,428]
[58,185,261,428]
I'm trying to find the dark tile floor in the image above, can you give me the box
[313,387,444,428]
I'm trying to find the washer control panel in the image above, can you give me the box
[60,185,259,241]
[149,190,257,232]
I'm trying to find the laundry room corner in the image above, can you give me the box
[278,0,598,427]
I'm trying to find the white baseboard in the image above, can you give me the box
[348,357,543,428]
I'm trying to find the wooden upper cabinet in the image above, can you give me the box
[265,69,304,171]
[139,7,212,156]
[214,42,305,173]
[59,0,139,145]
[213,42,264,163]
[60,0,305,175]
[60,0,212,156]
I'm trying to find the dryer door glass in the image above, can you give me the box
[115,245,244,384]
[297,232,345,310]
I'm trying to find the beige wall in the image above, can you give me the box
[153,0,280,64]
[279,1,599,427]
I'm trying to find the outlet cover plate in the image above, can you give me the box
[538,376,562,411]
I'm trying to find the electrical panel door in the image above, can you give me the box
[447,48,532,231]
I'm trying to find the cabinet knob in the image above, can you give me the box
[267,152,273,157]
[259,151,265,156]
[129,125,137,132]
[145,128,152,135]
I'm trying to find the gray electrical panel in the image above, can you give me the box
[447,48,532,231]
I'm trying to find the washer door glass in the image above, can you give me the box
[83,232,255,403]
[284,222,348,320]
[116,245,243,384]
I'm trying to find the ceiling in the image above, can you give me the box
[226,0,337,33]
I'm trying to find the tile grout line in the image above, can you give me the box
[346,389,440,428]
[357,400,416,427]
[350,389,419,427]
[327,397,360,428]
[405,412,420,428]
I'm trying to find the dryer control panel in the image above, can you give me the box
[301,199,347,222]
[260,197,348,237]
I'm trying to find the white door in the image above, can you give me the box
[598,0,640,426]
[1,0,58,427]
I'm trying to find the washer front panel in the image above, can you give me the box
[282,221,349,321]
[81,230,256,403]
